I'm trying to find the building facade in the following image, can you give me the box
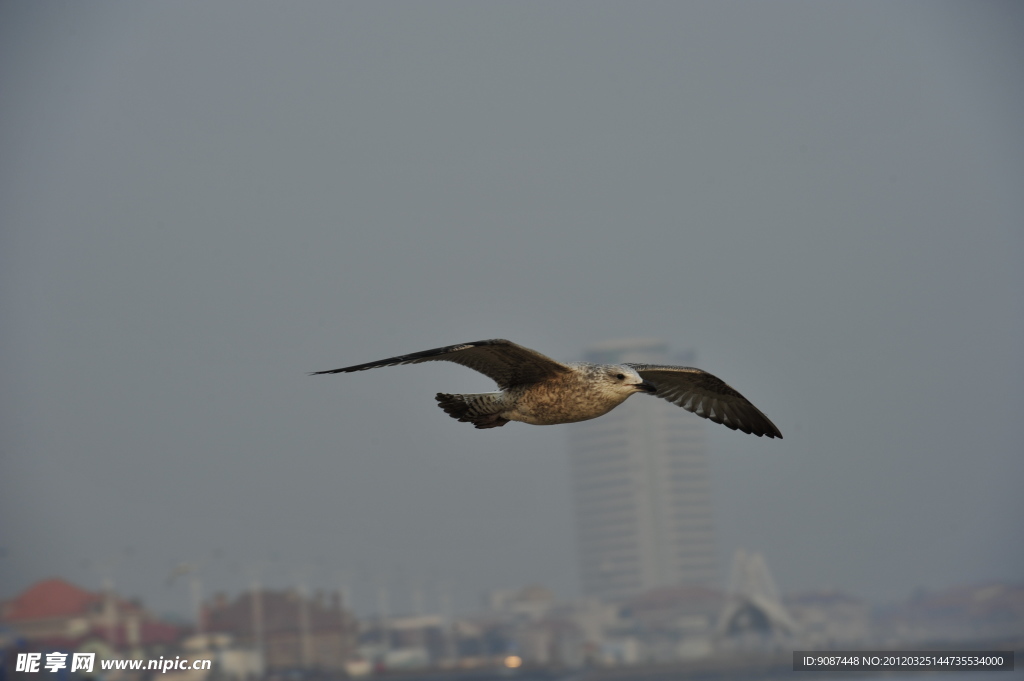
[1,578,180,656]
[204,589,357,672]
[567,339,717,601]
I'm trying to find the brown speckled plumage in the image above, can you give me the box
[312,339,782,438]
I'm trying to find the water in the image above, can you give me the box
[793,665,1021,681]
[513,671,1021,681]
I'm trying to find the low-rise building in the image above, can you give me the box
[203,589,356,672]
[876,582,1024,645]
[1,578,180,657]
[784,589,871,648]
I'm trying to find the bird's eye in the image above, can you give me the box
[616,373,625,380]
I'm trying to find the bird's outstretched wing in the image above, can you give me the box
[311,339,571,390]
[625,363,782,438]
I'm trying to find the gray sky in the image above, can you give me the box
[2,1,1022,617]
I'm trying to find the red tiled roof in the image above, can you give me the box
[3,578,102,621]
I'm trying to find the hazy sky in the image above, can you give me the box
[2,1,1022,618]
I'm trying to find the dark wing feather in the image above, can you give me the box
[311,339,571,389]
[625,363,782,439]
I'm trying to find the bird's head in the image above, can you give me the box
[602,365,657,396]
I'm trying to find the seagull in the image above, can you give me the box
[311,339,782,438]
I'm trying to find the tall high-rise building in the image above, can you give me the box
[567,339,717,602]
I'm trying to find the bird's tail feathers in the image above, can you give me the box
[435,393,509,429]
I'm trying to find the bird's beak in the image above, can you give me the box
[635,381,657,394]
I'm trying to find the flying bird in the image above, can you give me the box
[312,339,782,438]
